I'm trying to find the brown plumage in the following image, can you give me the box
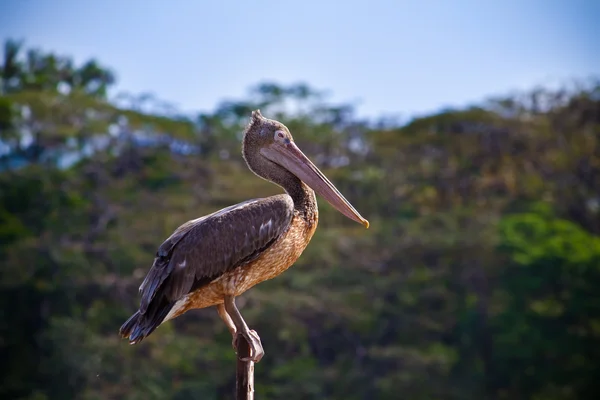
[119,110,368,362]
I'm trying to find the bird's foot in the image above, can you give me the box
[233,329,264,363]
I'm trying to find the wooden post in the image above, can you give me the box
[235,337,254,400]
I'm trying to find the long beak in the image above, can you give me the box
[261,141,369,228]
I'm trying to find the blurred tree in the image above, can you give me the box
[0,38,599,400]
[493,207,600,399]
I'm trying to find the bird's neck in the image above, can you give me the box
[287,178,317,218]
[243,151,318,222]
[271,171,317,223]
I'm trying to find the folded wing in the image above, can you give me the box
[138,194,295,315]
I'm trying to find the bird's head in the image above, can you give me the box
[242,110,369,228]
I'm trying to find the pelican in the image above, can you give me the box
[120,110,369,362]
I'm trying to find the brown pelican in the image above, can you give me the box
[120,110,369,362]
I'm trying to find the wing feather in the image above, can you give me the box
[138,195,294,314]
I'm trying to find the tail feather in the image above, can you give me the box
[119,299,173,344]
[119,311,143,344]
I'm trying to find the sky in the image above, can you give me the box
[0,0,598,120]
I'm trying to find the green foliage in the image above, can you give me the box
[490,210,600,399]
[1,39,599,399]
[1,39,115,97]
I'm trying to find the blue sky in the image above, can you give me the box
[1,0,598,120]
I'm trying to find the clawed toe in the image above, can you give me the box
[234,329,264,363]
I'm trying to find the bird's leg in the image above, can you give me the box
[217,303,237,336]
[217,303,243,353]
[224,295,264,363]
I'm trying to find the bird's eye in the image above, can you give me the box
[274,130,286,142]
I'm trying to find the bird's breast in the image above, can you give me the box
[219,211,318,294]
[173,212,318,316]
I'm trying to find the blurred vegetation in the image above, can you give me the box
[1,39,599,400]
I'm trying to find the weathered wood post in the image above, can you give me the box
[236,337,254,399]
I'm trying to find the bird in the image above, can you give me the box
[119,110,369,362]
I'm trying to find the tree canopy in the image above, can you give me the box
[1,40,599,400]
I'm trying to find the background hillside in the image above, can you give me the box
[1,40,599,400]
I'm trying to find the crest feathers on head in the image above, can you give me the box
[246,109,266,133]
[251,109,263,121]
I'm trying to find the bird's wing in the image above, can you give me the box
[138,195,294,314]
